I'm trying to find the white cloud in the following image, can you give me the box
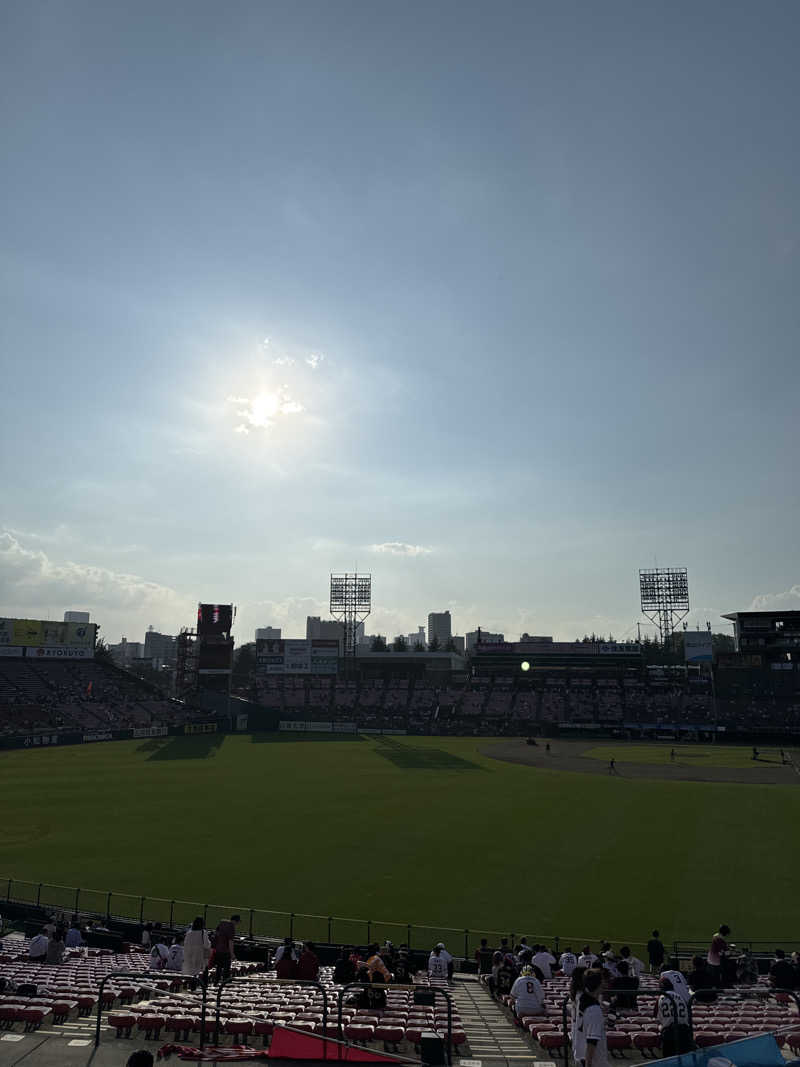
[272,356,295,366]
[369,542,433,557]
[0,530,193,641]
[305,353,324,369]
[749,584,800,610]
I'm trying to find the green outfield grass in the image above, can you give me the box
[1,733,798,949]
[583,743,790,768]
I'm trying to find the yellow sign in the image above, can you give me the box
[14,619,43,646]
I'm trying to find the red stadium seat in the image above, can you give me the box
[107,1012,137,1038]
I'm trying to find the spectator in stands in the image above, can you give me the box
[687,955,715,1001]
[296,941,320,981]
[275,948,298,980]
[394,945,413,983]
[436,941,454,978]
[273,937,297,965]
[475,938,493,974]
[558,947,578,975]
[533,944,557,979]
[770,950,796,990]
[736,948,758,985]
[568,968,586,1056]
[366,943,392,983]
[43,916,57,937]
[46,929,66,965]
[183,917,211,976]
[428,945,449,979]
[213,914,240,985]
[28,929,49,962]
[660,965,690,1003]
[166,936,184,971]
[65,921,85,949]
[149,935,169,970]
[141,922,153,947]
[510,964,545,1020]
[575,970,607,1067]
[707,924,730,987]
[578,944,598,968]
[655,975,693,1056]
[495,953,518,998]
[619,945,644,978]
[333,948,357,985]
[609,959,638,1011]
[647,930,665,973]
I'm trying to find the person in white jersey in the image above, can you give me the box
[509,965,545,1019]
[575,970,608,1067]
[619,946,644,978]
[428,945,449,979]
[659,966,690,1004]
[559,947,578,976]
[533,945,557,980]
[578,945,599,968]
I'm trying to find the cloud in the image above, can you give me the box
[0,531,193,640]
[272,356,295,366]
[305,353,324,369]
[749,584,800,610]
[369,542,433,557]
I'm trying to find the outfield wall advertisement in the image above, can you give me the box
[256,638,339,675]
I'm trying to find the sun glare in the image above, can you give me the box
[227,388,304,434]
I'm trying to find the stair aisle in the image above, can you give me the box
[450,976,541,1065]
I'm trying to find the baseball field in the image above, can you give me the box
[1,733,798,952]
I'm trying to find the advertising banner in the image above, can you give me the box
[0,646,24,657]
[14,619,43,646]
[184,723,217,735]
[684,630,713,663]
[65,621,96,648]
[284,640,311,673]
[26,646,94,660]
[655,1034,783,1067]
[132,726,169,738]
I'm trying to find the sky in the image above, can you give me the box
[1,1,798,646]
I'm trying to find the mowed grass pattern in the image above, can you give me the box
[1,734,798,948]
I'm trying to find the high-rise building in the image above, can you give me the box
[407,627,427,649]
[466,629,505,651]
[64,611,90,623]
[255,626,281,642]
[306,616,345,653]
[427,611,452,648]
[451,635,465,655]
[144,629,177,666]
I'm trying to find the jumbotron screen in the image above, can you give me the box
[197,603,233,637]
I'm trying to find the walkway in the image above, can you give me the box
[452,975,543,1066]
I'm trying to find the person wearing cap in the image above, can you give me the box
[510,965,545,1020]
[435,941,454,979]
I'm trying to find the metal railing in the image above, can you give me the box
[9,873,797,962]
[1,873,613,958]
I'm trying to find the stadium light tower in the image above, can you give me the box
[639,568,690,649]
[330,573,372,658]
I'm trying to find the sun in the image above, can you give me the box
[227,389,304,434]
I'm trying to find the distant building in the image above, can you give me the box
[255,626,281,642]
[306,616,345,653]
[451,635,465,655]
[144,629,177,667]
[427,611,452,648]
[407,627,427,649]
[109,638,144,666]
[64,611,90,623]
[466,629,505,651]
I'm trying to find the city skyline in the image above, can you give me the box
[2,3,798,647]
